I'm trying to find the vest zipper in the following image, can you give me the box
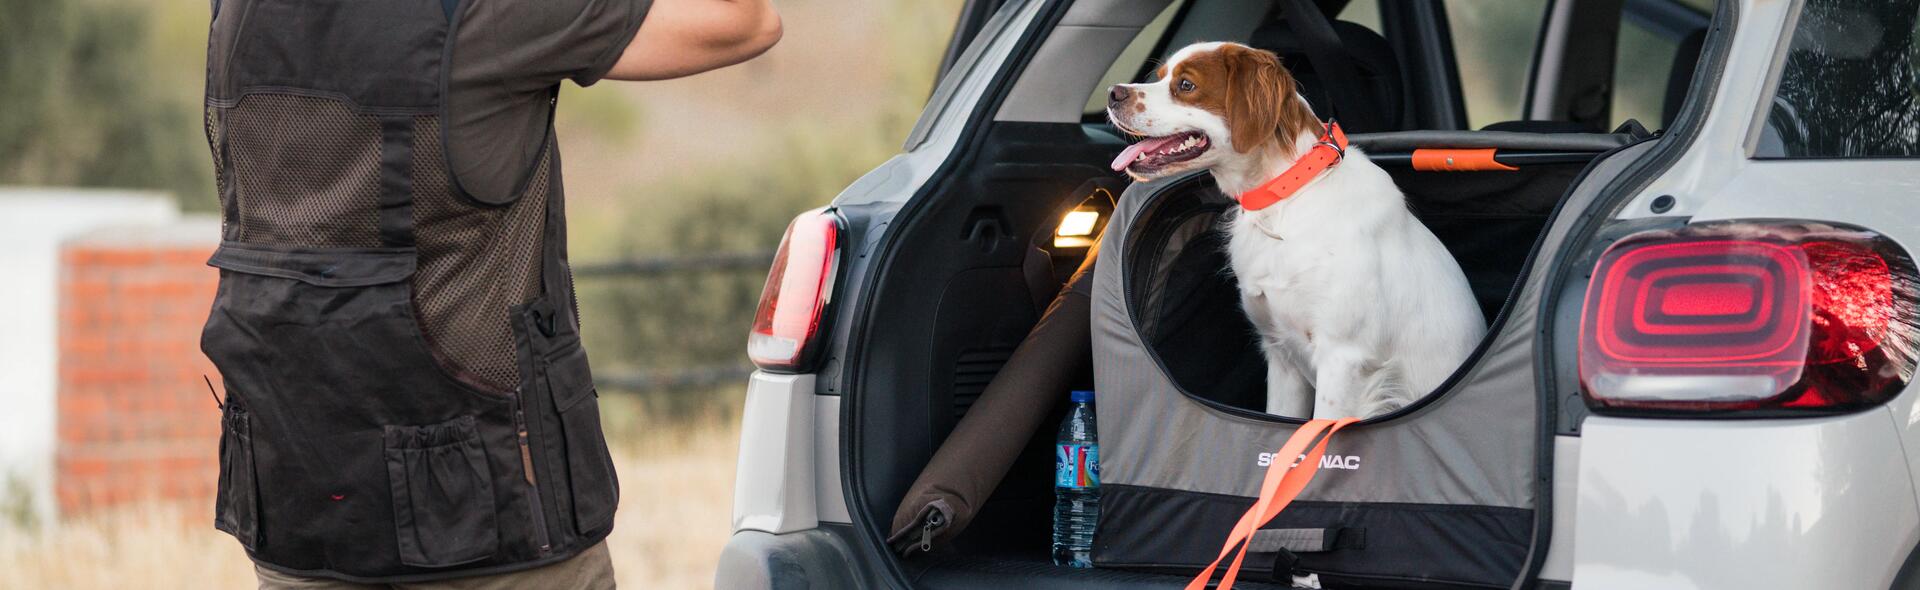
[515,389,552,555]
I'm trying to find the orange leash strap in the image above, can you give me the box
[1185,417,1360,590]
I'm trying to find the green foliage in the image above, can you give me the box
[558,84,645,144]
[0,0,212,209]
[576,0,963,396]
[1,473,37,531]
[576,123,906,384]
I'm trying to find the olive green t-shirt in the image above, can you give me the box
[445,0,653,204]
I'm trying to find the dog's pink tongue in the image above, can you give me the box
[1109,135,1185,171]
[1110,143,1148,171]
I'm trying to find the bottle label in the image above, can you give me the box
[1056,444,1100,488]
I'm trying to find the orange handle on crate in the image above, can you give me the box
[1185,417,1360,590]
[1411,148,1518,172]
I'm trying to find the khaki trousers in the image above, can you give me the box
[254,542,614,590]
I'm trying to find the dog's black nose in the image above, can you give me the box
[1108,85,1131,107]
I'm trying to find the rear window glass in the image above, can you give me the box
[1443,0,1550,128]
[1756,1,1920,158]
[1611,0,1712,130]
[1080,0,1381,117]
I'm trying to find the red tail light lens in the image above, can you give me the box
[1578,223,1915,415]
[748,208,845,372]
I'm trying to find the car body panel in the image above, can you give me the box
[733,372,821,534]
[724,373,860,531]
[1614,0,1795,222]
[1573,0,1920,585]
[1890,393,1920,529]
[1540,436,1582,582]
[1572,412,1920,589]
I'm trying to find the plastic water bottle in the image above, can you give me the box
[1052,390,1100,568]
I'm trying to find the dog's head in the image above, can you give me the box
[1106,42,1319,181]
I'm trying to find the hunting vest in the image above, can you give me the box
[201,0,641,580]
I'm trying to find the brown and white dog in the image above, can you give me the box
[1107,42,1484,419]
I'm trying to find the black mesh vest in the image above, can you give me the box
[201,0,617,580]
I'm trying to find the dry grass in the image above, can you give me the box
[0,399,744,589]
[0,501,260,589]
[605,398,742,590]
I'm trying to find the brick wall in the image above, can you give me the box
[56,242,221,515]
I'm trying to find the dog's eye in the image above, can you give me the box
[1177,79,1196,93]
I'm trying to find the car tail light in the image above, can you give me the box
[748,208,845,372]
[1578,222,1916,415]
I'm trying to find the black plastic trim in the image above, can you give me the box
[1519,0,1558,119]
[1097,483,1529,588]
[714,526,873,590]
[1892,534,1920,590]
[1384,0,1468,130]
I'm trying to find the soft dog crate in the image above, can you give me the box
[1087,137,1644,587]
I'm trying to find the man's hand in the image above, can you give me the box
[604,0,782,81]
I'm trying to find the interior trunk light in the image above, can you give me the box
[748,208,844,372]
[1054,209,1101,249]
[1578,222,1917,415]
[1058,210,1100,236]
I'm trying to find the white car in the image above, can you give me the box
[718,0,1920,588]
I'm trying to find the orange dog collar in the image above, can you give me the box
[1236,121,1348,212]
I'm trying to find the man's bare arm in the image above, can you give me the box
[602,0,782,81]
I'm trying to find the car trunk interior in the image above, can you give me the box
[841,0,1720,583]
[852,117,1632,588]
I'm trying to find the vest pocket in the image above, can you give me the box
[543,341,618,536]
[214,403,259,551]
[383,415,500,567]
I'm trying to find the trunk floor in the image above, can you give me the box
[908,553,1300,589]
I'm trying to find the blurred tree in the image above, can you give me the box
[0,0,211,209]
[574,0,963,404]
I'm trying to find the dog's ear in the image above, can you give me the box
[1222,45,1317,156]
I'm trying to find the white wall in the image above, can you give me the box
[0,188,178,525]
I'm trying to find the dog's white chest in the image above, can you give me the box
[1229,234,1328,334]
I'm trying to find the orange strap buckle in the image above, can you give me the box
[1185,417,1360,590]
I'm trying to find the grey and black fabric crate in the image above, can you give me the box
[1084,156,1641,587]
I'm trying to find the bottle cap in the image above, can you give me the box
[1070,390,1095,403]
